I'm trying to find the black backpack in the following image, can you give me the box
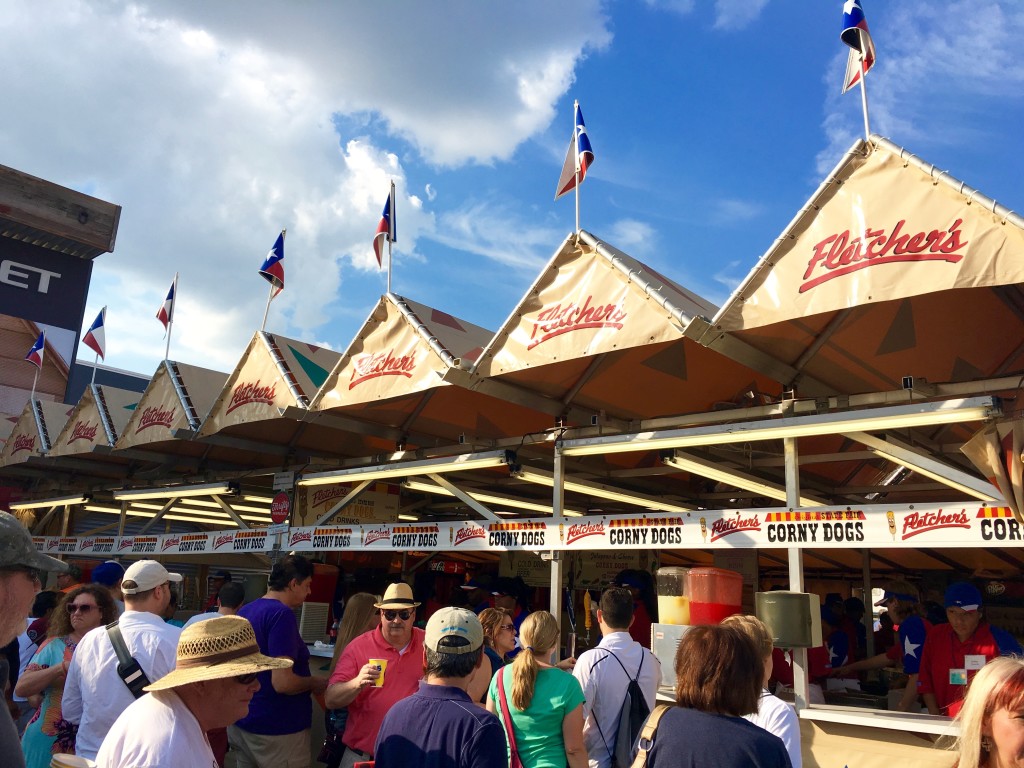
[594,649,651,768]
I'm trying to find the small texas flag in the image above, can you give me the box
[82,307,107,360]
[259,231,286,298]
[24,331,45,369]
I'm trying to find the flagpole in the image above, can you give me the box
[91,353,98,385]
[387,180,395,295]
[573,100,581,233]
[165,272,177,362]
[857,30,871,140]
[30,367,39,402]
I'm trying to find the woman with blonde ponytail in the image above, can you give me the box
[487,611,587,768]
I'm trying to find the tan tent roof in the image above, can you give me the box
[117,361,226,450]
[470,230,782,423]
[309,293,557,446]
[0,399,72,468]
[195,331,397,466]
[48,385,140,457]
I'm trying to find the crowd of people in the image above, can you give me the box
[3,509,1024,768]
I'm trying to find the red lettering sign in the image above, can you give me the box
[349,350,417,389]
[710,516,761,542]
[214,533,236,550]
[901,509,970,539]
[136,405,177,433]
[527,295,627,350]
[226,380,277,414]
[365,528,391,546]
[454,527,485,546]
[290,530,312,546]
[69,421,99,444]
[11,434,35,454]
[565,522,606,545]
[800,218,968,293]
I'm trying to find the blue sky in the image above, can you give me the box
[3,0,1023,377]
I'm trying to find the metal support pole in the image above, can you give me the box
[784,436,810,711]
[550,449,566,657]
[862,549,875,658]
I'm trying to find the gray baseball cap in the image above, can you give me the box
[0,511,68,573]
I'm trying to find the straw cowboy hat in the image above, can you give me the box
[374,581,421,609]
[145,615,292,691]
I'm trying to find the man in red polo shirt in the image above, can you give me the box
[917,582,1023,717]
[325,582,425,768]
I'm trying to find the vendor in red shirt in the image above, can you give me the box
[325,582,426,765]
[917,582,1023,717]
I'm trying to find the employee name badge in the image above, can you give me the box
[950,668,968,686]
[965,655,987,671]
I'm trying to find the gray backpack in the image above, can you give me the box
[594,650,651,768]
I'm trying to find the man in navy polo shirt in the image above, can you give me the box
[373,607,505,768]
[918,582,1023,717]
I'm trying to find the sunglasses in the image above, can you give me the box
[67,603,95,615]
[499,623,515,632]
[381,609,413,621]
[234,673,259,685]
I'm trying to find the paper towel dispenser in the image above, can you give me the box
[755,591,822,648]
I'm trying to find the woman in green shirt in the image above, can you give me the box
[487,611,587,768]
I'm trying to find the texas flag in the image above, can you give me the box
[841,0,876,93]
[24,331,45,369]
[554,102,595,200]
[82,307,107,360]
[373,187,396,268]
[156,277,176,330]
[259,231,286,297]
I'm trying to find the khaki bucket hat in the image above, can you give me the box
[145,615,292,691]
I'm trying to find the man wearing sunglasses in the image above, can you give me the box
[326,582,425,768]
[63,559,184,761]
[95,615,293,768]
[0,510,68,768]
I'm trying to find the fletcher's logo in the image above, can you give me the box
[527,295,627,350]
[565,522,605,545]
[80,539,95,551]
[710,515,761,542]
[902,509,970,539]
[162,536,181,552]
[350,350,417,389]
[136,405,177,433]
[226,380,277,414]
[454,526,485,546]
[310,488,347,510]
[12,434,35,454]
[365,527,391,546]
[290,530,313,546]
[69,421,99,443]
[118,537,134,551]
[800,218,968,293]
[214,533,236,550]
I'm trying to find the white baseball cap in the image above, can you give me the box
[121,559,183,594]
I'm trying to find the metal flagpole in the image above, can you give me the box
[573,100,580,233]
[165,272,177,362]
[30,366,39,402]
[387,180,395,295]
[90,353,98,385]
[857,29,871,140]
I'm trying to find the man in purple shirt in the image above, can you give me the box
[374,607,506,768]
[229,555,328,768]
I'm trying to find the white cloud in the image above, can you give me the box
[0,0,613,375]
[713,0,770,31]
[709,198,765,226]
